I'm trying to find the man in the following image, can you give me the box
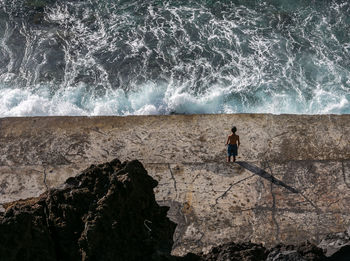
[226,126,240,162]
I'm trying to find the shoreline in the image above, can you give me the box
[1,112,350,118]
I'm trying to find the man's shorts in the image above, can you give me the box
[227,144,238,156]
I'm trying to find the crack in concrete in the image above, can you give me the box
[215,174,255,204]
[270,181,280,242]
[299,193,322,213]
[342,161,350,189]
[43,165,48,191]
[266,160,322,242]
[298,191,322,242]
[316,212,321,243]
[192,173,200,183]
[272,131,289,139]
[242,206,348,215]
[194,230,205,248]
[326,198,341,208]
[168,164,178,199]
[134,134,144,143]
[266,161,280,242]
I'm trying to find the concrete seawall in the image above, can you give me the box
[0,114,350,255]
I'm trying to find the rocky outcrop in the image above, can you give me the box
[318,228,350,260]
[0,159,176,261]
[199,242,269,261]
[266,242,326,261]
[192,241,347,260]
[181,240,348,260]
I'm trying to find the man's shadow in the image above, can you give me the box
[236,161,299,194]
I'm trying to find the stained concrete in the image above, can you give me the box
[0,114,350,255]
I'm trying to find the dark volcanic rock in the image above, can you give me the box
[327,245,350,261]
[318,228,350,260]
[186,241,328,261]
[0,196,56,261]
[266,242,326,261]
[199,242,269,261]
[0,159,176,261]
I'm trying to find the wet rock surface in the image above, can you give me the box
[0,159,176,261]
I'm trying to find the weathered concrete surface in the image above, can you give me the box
[0,114,350,255]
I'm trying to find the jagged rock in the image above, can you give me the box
[199,242,269,261]
[318,227,350,260]
[0,159,176,261]
[327,245,350,261]
[0,195,56,261]
[187,241,327,261]
[266,242,326,261]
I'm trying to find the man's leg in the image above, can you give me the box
[233,156,236,162]
[227,156,231,162]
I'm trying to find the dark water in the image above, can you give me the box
[0,0,349,116]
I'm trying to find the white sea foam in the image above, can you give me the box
[0,82,349,117]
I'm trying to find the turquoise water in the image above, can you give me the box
[0,0,349,116]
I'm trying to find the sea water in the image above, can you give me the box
[0,0,349,116]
